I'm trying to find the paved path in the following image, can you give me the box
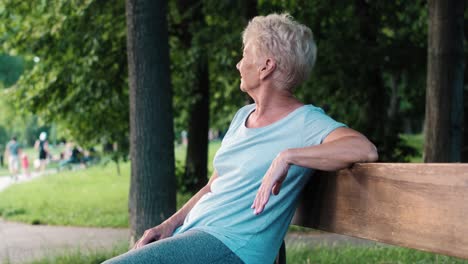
[0,220,129,264]
[0,170,57,192]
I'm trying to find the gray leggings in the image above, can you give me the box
[102,230,244,264]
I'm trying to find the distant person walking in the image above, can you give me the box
[34,132,49,172]
[21,153,30,177]
[4,136,20,180]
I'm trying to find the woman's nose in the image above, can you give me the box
[236,61,240,70]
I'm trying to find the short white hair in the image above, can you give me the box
[242,13,317,91]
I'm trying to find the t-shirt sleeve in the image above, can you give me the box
[302,107,347,146]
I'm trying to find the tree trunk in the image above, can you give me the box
[185,54,210,192]
[355,0,389,160]
[175,0,210,193]
[126,0,176,245]
[424,0,464,162]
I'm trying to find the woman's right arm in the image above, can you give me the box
[132,171,219,249]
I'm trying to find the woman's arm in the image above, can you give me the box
[252,127,378,215]
[286,127,378,171]
[133,171,218,249]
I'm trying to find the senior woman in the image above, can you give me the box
[104,13,378,264]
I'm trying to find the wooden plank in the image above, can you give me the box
[292,163,468,259]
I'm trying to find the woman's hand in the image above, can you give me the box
[132,221,176,250]
[251,151,291,215]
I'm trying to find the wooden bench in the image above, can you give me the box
[275,163,468,263]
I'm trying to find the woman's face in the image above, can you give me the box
[236,43,260,92]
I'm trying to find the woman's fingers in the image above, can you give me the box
[252,182,272,215]
[252,154,290,215]
[132,228,160,250]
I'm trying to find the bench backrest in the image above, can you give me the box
[292,163,468,259]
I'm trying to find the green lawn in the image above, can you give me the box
[0,164,130,227]
[286,245,468,264]
[25,242,129,264]
[0,162,193,227]
[23,244,468,264]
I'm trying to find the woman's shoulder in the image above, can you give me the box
[233,104,255,120]
[240,103,256,113]
[303,104,325,113]
[299,104,328,119]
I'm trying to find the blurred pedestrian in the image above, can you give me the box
[5,136,20,180]
[34,132,49,172]
[181,130,188,146]
[21,152,30,177]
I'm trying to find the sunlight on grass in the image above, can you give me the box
[0,162,199,227]
[0,164,130,227]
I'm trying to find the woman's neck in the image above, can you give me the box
[245,85,303,128]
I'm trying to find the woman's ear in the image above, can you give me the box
[258,58,276,80]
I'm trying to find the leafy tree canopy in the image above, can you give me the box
[0,0,129,154]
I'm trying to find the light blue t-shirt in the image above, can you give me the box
[174,104,346,263]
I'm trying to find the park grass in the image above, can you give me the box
[0,162,191,227]
[0,166,8,176]
[26,242,129,264]
[23,244,468,264]
[0,164,130,227]
[286,245,468,264]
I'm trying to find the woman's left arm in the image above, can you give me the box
[252,127,378,215]
[286,127,378,171]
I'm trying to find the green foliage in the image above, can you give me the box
[0,54,24,87]
[0,125,7,152]
[0,0,129,155]
[0,94,54,147]
[400,133,424,162]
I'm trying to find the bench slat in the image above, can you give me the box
[292,163,468,259]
